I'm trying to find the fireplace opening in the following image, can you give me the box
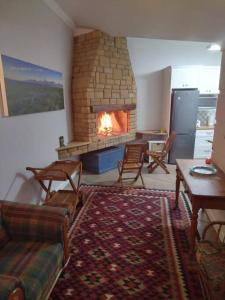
[97,111,128,137]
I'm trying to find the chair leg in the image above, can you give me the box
[140,172,145,188]
[147,160,155,169]
[134,169,145,188]
[148,161,158,173]
[117,162,122,183]
[134,169,141,181]
[158,160,170,174]
[117,175,122,183]
[117,171,123,183]
[148,157,170,174]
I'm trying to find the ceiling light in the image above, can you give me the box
[207,44,221,51]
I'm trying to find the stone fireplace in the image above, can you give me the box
[57,30,137,159]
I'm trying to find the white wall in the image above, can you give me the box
[0,0,73,203]
[210,50,225,228]
[213,51,225,172]
[127,38,222,130]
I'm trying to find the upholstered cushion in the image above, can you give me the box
[0,241,63,300]
[196,241,225,299]
[1,200,67,243]
[44,191,78,223]
[118,160,142,170]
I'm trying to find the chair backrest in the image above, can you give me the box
[202,221,225,245]
[162,131,176,154]
[123,144,145,164]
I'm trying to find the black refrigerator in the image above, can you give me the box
[168,88,199,164]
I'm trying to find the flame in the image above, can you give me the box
[98,112,113,136]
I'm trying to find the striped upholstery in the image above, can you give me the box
[0,241,63,300]
[1,200,67,243]
[44,191,79,224]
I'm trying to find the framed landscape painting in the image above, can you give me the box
[0,54,64,116]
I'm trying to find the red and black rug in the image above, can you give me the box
[51,186,204,300]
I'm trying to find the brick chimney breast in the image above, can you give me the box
[57,30,137,159]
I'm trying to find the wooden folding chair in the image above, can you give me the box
[147,131,176,174]
[117,143,145,187]
[196,221,225,299]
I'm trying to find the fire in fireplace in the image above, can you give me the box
[97,111,128,137]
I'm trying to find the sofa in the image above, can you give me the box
[0,200,69,300]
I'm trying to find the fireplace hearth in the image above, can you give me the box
[57,30,137,159]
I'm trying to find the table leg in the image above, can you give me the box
[45,180,52,202]
[26,167,49,193]
[175,168,180,208]
[67,164,82,196]
[38,179,49,193]
[189,204,200,255]
[67,176,76,192]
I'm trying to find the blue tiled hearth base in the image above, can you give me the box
[81,145,124,174]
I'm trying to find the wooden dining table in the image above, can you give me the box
[175,159,225,254]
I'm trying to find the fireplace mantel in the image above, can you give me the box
[91,104,136,113]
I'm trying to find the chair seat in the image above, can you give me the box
[0,240,63,300]
[147,151,165,158]
[118,161,142,170]
[196,240,225,299]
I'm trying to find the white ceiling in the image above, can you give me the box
[54,0,225,46]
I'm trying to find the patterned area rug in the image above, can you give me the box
[51,186,204,300]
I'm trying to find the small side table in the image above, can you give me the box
[27,160,82,223]
[136,130,168,142]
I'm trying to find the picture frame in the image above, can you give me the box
[0,54,64,117]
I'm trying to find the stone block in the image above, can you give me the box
[100,57,109,67]
[113,69,123,80]
[104,67,113,74]
[101,99,110,104]
[110,98,117,104]
[121,90,129,98]
[104,89,111,98]
[94,91,104,99]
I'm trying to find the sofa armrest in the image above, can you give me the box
[0,274,24,300]
[1,200,69,262]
